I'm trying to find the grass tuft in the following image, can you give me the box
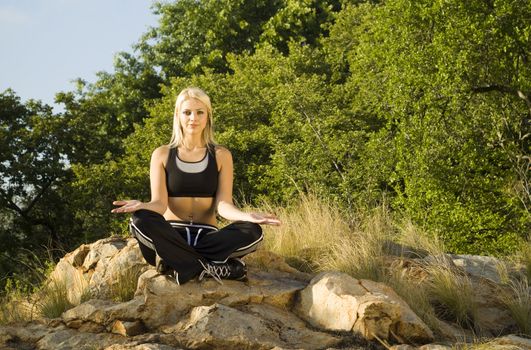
[37,279,74,319]
[260,192,350,273]
[109,265,144,302]
[500,276,531,335]
[425,258,478,330]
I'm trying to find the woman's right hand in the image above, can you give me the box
[111,200,144,214]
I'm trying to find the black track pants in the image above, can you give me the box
[129,209,263,283]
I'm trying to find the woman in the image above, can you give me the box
[112,87,280,285]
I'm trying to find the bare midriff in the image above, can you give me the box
[164,196,217,226]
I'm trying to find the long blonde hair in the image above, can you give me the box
[168,87,216,149]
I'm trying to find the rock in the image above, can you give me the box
[6,236,527,350]
[430,318,475,343]
[111,320,146,337]
[483,335,531,350]
[49,237,149,303]
[0,322,127,350]
[173,303,340,350]
[105,345,181,350]
[294,271,434,344]
[134,267,308,329]
[36,327,127,350]
[0,322,53,348]
[449,254,505,283]
[88,238,148,299]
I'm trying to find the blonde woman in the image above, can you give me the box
[112,87,280,284]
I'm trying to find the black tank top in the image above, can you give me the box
[165,146,219,197]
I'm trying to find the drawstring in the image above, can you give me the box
[194,228,203,247]
[186,227,191,246]
[186,227,204,247]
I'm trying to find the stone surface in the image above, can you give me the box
[3,237,528,350]
[450,254,504,283]
[104,344,181,350]
[295,271,434,344]
[173,303,340,350]
[484,335,531,350]
[49,237,149,303]
[111,320,146,337]
[135,268,308,329]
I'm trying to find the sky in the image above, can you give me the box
[0,0,159,112]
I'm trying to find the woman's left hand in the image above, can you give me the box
[248,212,282,226]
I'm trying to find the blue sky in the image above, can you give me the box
[0,0,159,111]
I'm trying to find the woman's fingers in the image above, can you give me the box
[111,199,139,213]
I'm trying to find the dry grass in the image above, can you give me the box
[500,276,531,335]
[260,192,351,272]
[259,193,496,334]
[0,279,36,324]
[424,257,479,331]
[108,265,144,302]
[36,279,75,319]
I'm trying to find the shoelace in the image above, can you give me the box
[198,260,230,284]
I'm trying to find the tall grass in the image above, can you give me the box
[0,251,88,323]
[425,261,478,330]
[500,276,531,335]
[109,265,144,302]
[260,192,350,272]
[259,193,497,334]
[36,279,75,319]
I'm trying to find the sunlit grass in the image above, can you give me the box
[259,192,350,273]
[424,258,478,331]
[36,279,74,319]
[500,276,530,336]
[109,265,144,302]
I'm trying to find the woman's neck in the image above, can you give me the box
[181,135,205,151]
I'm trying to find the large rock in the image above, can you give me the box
[449,254,505,283]
[295,271,434,344]
[62,266,309,331]
[172,303,340,350]
[49,237,149,302]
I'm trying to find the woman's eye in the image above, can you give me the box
[183,111,191,116]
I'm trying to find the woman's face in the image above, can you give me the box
[178,98,208,137]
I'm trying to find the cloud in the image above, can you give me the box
[0,6,30,25]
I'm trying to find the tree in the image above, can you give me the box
[324,0,530,253]
[0,90,77,282]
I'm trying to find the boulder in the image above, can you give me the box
[172,303,340,350]
[49,237,149,303]
[449,254,504,284]
[294,271,434,344]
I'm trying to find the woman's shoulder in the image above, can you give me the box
[213,144,231,157]
[213,145,232,166]
[151,145,171,160]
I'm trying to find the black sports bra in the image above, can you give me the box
[165,146,219,197]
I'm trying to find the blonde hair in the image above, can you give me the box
[168,87,216,149]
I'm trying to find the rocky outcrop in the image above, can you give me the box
[0,237,528,350]
[294,271,434,344]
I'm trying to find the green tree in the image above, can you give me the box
[0,90,77,282]
[324,0,530,253]
[137,0,282,77]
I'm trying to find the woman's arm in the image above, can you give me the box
[112,146,169,215]
[215,146,281,225]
